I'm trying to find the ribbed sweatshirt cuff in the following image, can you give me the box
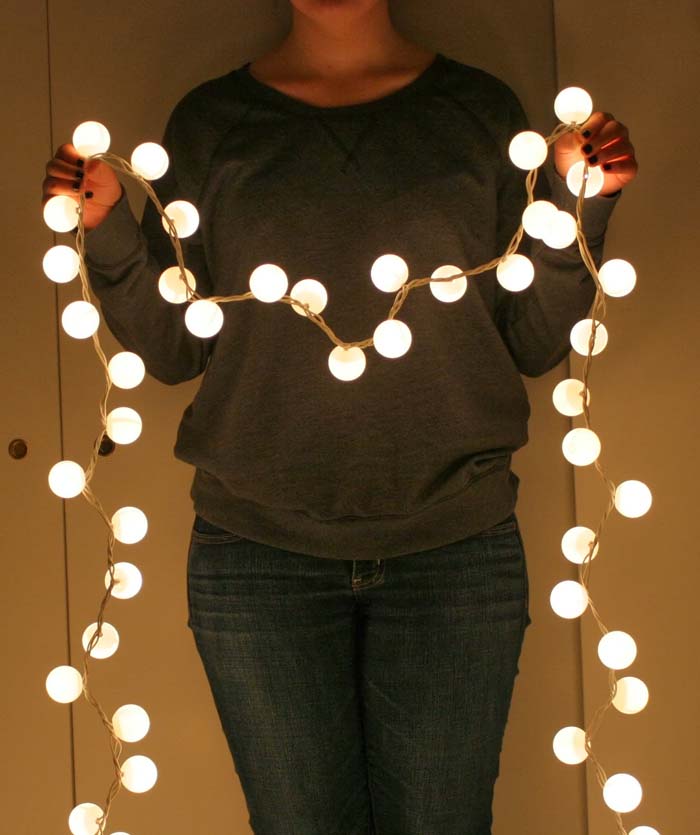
[547,164,622,243]
[83,186,143,274]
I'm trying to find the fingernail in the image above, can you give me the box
[85,191,94,199]
[72,180,80,191]
[582,130,591,138]
[76,158,85,168]
[75,170,84,180]
[588,154,598,165]
[582,143,593,154]
[603,163,613,171]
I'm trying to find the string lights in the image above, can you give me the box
[42,85,658,834]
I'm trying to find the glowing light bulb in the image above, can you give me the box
[373,319,412,358]
[552,726,588,764]
[158,266,196,303]
[542,210,578,249]
[552,378,590,416]
[68,802,104,835]
[550,580,589,619]
[108,351,145,389]
[522,200,558,239]
[599,259,637,297]
[62,300,100,339]
[72,120,111,156]
[48,460,86,498]
[612,676,650,714]
[46,665,83,703]
[161,200,199,238]
[249,263,289,302]
[43,195,79,232]
[429,265,467,302]
[290,278,328,316]
[111,506,148,544]
[629,827,660,835]
[105,562,143,600]
[508,130,548,170]
[603,773,643,813]
[615,480,652,518]
[371,254,409,292]
[184,299,224,337]
[130,142,169,180]
[566,160,605,197]
[598,630,637,670]
[570,319,608,356]
[105,407,142,445]
[554,87,593,124]
[82,622,119,659]
[562,427,601,466]
[112,704,150,743]
[561,526,599,564]
[328,345,366,381]
[496,254,534,292]
[43,245,80,283]
[121,755,158,793]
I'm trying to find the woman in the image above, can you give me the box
[42,1,637,832]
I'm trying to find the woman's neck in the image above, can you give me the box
[268,5,432,80]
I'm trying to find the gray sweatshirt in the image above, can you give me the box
[83,52,620,559]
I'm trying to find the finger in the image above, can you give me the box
[602,156,639,178]
[579,111,615,141]
[591,134,625,154]
[42,175,85,206]
[54,143,85,165]
[592,120,630,151]
[46,157,86,180]
[595,139,636,166]
[580,121,632,161]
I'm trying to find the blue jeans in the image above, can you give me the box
[186,511,531,835]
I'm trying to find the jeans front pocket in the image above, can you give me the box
[187,516,248,631]
[474,512,531,632]
[478,512,517,536]
[190,513,246,545]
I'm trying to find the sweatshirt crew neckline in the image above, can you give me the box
[237,52,447,114]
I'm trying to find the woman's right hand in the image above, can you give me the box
[42,143,123,231]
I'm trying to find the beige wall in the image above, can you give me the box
[2,1,696,833]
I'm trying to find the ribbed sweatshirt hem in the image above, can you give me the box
[190,464,519,560]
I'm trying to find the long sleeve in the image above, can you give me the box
[493,88,621,378]
[82,96,216,385]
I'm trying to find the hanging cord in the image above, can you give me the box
[66,121,629,834]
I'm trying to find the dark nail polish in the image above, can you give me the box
[603,163,613,171]
[582,130,591,138]
[72,180,80,191]
[582,143,593,154]
[588,154,598,165]
[85,191,94,199]
[75,170,84,180]
[76,158,84,168]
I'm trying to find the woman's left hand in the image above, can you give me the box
[553,111,639,196]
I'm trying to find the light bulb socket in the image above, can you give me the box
[98,436,116,457]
